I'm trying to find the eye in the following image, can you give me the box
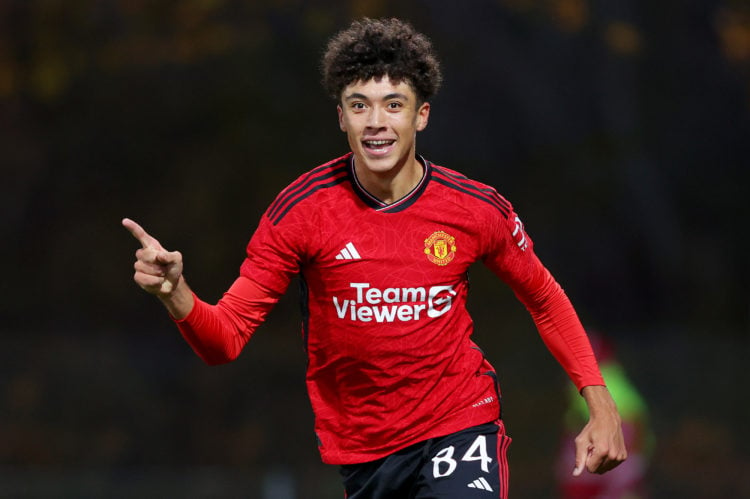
[351,102,366,111]
[387,101,403,110]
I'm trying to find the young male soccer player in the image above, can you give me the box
[123,18,626,498]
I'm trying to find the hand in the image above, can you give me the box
[573,385,628,476]
[122,218,183,296]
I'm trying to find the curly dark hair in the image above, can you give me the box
[321,18,442,104]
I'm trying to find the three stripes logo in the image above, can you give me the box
[467,477,493,492]
[335,242,361,260]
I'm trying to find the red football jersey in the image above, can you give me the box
[175,153,604,464]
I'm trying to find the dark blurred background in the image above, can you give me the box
[1,0,748,497]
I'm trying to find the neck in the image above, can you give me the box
[353,155,424,205]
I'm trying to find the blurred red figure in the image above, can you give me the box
[556,333,654,498]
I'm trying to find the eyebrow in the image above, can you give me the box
[344,92,410,102]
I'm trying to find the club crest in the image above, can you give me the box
[424,231,457,266]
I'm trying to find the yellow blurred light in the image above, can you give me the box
[0,61,17,97]
[30,55,70,101]
[716,8,750,63]
[605,21,642,56]
[550,0,589,33]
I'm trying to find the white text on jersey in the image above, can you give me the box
[333,282,456,323]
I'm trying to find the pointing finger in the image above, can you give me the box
[122,218,162,250]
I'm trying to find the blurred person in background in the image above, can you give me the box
[556,332,654,498]
[124,17,626,498]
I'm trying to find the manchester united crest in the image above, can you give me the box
[424,231,457,266]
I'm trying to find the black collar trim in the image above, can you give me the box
[348,155,431,213]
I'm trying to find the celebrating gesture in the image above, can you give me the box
[123,18,626,499]
[122,218,193,319]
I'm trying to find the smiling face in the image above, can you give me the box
[337,76,430,195]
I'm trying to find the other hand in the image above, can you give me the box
[573,385,628,476]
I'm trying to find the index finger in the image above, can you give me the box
[122,217,160,250]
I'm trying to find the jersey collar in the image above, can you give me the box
[348,154,432,213]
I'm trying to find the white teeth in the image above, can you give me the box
[365,140,393,146]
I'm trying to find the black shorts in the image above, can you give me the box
[340,420,511,499]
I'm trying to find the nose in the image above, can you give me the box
[366,105,387,129]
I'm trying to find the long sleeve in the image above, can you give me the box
[174,276,283,365]
[511,258,605,391]
[174,184,308,365]
[483,206,604,391]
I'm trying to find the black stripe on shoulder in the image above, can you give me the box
[435,167,510,205]
[269,172,348,225]
[432,166,511,218]
[268,160,349,222]
[268,157,348,218]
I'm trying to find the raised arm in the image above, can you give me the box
[122,217,194,319]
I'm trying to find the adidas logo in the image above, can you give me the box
[467,477,493,492]
[335,242,361,260]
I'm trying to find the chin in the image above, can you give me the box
[361,159,399,175]
[362,149,408,166]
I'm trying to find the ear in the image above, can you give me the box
[337,105,346,132]
[416,102,431,132]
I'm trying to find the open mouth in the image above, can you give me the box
[363,139,396,153]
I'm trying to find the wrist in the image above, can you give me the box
[581,385,619,418]
[158,276,194,320]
